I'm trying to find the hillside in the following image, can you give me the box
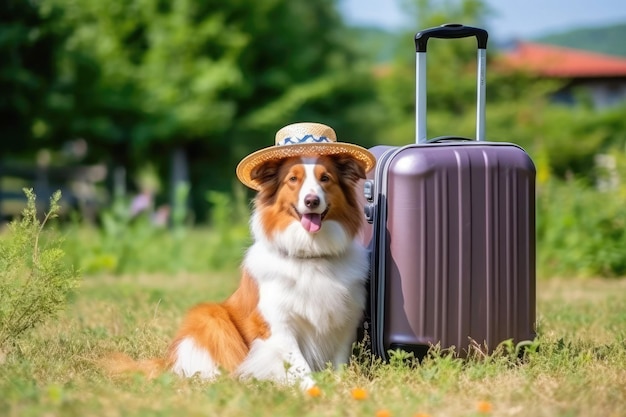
[535,23,626,57]
[348,22,626,63]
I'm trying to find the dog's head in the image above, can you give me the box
[249,155,366,257]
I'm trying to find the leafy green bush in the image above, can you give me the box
[0,189,80,350]
[537,166,626,278]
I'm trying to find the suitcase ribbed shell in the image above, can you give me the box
[362,142,536,358]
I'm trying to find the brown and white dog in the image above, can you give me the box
[107,123,376,389]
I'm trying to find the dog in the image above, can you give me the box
[105,122,376,389]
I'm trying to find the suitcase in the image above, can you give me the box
[360,24,536,360]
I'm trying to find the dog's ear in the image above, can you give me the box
[250,160,283,203]
[331,155,367,183]
[250,160,282,187]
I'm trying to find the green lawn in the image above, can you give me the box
[1,273,625,417]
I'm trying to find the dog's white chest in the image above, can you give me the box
[264,264,355,330]
[244,241,368,333]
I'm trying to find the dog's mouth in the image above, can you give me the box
[293,205,330,233]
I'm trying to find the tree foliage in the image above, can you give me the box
[0,0,66,156]
[2,0,380,215]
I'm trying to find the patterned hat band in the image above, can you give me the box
[280,135,332,146]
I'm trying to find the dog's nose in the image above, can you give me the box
[304,194,320,209]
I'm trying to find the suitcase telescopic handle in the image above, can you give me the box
[415,23,488,52]
[414,23,488,143]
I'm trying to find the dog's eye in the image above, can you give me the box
[320,174,330,183]
[288,176,298,183]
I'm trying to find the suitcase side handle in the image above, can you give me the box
[415,23,488,53]
[414,23,488,144]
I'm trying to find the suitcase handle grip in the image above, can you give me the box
[415,23,488,52]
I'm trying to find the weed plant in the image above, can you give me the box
[0,189,80,351]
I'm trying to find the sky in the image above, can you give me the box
[338,0,626,40]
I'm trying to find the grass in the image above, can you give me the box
[1,273,625,417]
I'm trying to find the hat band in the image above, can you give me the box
[279,135,332,146]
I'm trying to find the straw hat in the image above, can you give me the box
[236,122,376,190]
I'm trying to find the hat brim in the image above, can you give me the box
[236,142,376,190]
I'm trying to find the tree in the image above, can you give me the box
[2,0,381,218]
[0,0,68,157]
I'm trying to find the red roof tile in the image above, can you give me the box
[500,42,626,78]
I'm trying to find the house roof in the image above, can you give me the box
[500,42,626,78]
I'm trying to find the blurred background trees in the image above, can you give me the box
[2,0,626,276]
[2,0,383,217]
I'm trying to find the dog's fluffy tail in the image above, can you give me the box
[100,352,169,379]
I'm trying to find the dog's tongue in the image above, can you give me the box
[301,213,322,233]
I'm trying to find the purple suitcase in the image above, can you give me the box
[360,24,536,359]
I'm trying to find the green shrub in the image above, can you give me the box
[537,172,626,278]
[0,189,80,350]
